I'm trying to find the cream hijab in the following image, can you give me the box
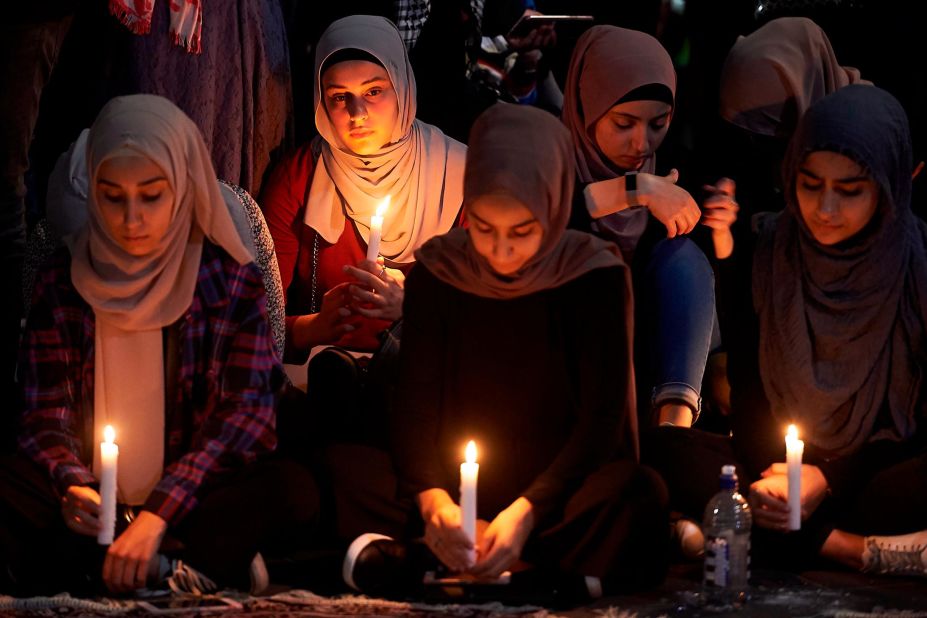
[416,103,626,300]
[561,25,677,253]
[304,15,466,264]
[73,95,252,504]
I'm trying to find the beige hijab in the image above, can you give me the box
[561,25,677,253]
[416,103,626,300]
[720,17,868,139]
[73,95,252,505]
[305,15,465,265]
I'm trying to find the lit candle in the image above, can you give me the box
[785,424,804,531]
[366,196,390,263]
[460,440,479,565]
[98,425,118,545]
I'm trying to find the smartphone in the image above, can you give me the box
[137,596,242,614]
[507,14,594,39]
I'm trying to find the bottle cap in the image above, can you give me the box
[719,464,738,490]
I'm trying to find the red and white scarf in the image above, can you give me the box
[109,0,203,54]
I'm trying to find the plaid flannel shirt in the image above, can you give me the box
[18,241,282,527]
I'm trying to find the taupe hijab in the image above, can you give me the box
[73,95,252,504]
[720,17,868,139]
[305,15,465,264]
[561,25,676,252]
[754,85,927,457]
[416,103,626,300]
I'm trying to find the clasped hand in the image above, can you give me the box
[419,489,534,580]
[700,177,738,259]
[748,463,829,532]
[343,258,405,322]
[302,258,405,347]
[638,169,701,238]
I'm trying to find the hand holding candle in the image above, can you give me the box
[366,195,390,263]
[785,424,804,531]
[98,425,118,545]
[460,440,479,566]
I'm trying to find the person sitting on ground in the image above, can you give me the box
[659,85,927,576]
[327,103,669,606]
[0,94,318,597]
[561,25,717,429]
[259,15,466,446]
[260,15,465,361]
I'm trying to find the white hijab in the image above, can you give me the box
[304,15,465,264]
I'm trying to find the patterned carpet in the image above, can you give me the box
[0,590,553,618]
[3,566,926,618]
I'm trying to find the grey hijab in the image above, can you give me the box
[753,85,927,456]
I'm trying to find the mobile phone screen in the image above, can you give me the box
[508,14,593,39]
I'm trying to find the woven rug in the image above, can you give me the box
[0,590,558,617]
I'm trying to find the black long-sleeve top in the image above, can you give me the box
[391,263,637,523]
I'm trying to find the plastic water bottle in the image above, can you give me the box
[702,464,752,608]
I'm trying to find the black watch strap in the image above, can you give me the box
[625,172,639,207]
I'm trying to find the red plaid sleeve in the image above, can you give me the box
[18,253,97,495]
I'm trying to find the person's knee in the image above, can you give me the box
[647,237,714,286]
[635,465,670,514]
[595,461,669,513]
[640,425,691,466]
[267,459,321,523]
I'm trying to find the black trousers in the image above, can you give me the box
[642,426,927,568]
[318,444,670,591]
[0,454,320,595]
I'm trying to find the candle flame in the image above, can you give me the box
[104,425,115,444]
[465,440,477,464]
[786,424,798,441]
[376,195,391,217]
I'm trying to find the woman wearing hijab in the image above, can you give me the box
[260,15,465,362]
[709,17,869,219]
[328,103,669,603]
[0,95,318,596]
[561,25,716,429]
[675,85,927,575]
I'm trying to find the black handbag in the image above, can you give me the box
[305,320,402,447]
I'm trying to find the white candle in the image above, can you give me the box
[460,440,479,565]
[98,425,118,545]
[366,196,390,263]
[786,424,804,531]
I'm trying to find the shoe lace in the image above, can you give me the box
[166,560,218,595]
[867,538,927,575]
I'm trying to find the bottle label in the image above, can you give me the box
[704,530,750,590]
[704,532,731,588]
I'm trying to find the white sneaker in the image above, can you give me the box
[584,575,603,599]
[166,559,219,595]
[862,530,927,577]
[249,552,270,595]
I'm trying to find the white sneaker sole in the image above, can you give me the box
[342,533,394,591]
[250,552,270,595]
